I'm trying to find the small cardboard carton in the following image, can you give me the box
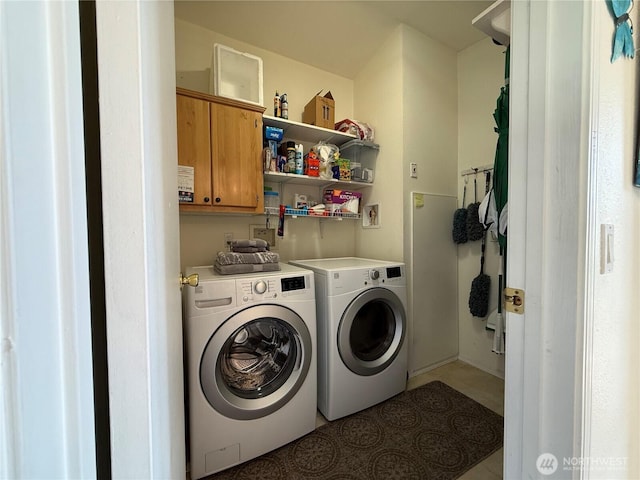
[323,188,361,215]
[302,90,335,129]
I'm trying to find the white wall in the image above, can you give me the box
[175,18,360,268]
[400,25,460,374]
[353,26,404,262]
[403,26,458,198]
[587,1,640,476]
[175,18,354,125]
[457,38,506,378]
[179,214,357,270]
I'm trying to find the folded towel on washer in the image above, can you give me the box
[215,251,280,266]
[230,238,270,253]
[231,246,269,253]
[214,262,281,275]
[231,239,268,248]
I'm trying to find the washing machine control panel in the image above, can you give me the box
[236,275,310,304]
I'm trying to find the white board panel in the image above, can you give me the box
[409,192,459,374]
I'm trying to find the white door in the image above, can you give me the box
[505,1,592,477]
[95,1,185,478]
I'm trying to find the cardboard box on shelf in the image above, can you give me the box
[302,90,335,129]
[323,189,361,214]
[265,126,283,141]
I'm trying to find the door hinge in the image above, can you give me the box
[504,287,524,314]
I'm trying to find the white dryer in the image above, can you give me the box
[289,257,408,421]
[183,264,316,479]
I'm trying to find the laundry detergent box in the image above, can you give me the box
[323,189,362,214]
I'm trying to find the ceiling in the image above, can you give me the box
[173,1,495,79]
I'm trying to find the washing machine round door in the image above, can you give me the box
[200,304,312,420]
[338,288,406,376]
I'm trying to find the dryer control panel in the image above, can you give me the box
[365,265,405,285]
[322,265,406,294]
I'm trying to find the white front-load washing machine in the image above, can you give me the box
[288,257,407,421]
[183,264,316,479]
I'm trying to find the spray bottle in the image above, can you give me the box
[274,91,281,117]
[280,93,288,119]
[295,143,303,175]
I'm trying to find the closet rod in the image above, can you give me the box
[461,164,494,177]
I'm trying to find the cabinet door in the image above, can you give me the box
[176,94,212,206]
[210,102,263,209]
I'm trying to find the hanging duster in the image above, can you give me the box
[468,230,491,317]
[452,177,468,244]
[466,172,484,241]
[469,171,492,317]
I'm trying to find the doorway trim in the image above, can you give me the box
[505,0,592,477]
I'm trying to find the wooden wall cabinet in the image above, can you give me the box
[176,87,266,214]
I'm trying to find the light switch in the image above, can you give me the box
[600,224,614,274]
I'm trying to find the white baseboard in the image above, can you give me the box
[457,355,505,380]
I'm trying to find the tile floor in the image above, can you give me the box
[316,359,505,480]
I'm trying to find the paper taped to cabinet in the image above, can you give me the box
[178,165,194,203]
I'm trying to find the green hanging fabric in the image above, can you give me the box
[610,0,635,62]
[492,46,509,251]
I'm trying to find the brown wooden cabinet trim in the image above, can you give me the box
[176,87,266,114]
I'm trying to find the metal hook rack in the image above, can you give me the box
[460,164,494,177]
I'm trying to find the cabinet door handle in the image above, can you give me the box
[215,197,221,203]
[255,119,258,128]
[204,197,210,203]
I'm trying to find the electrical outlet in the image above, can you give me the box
[224,233,233,246]
[410,163,418,178]
[250,225,277,250]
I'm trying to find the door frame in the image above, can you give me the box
[94,1,185,478]
[505,1,592,476]
[0,1,96,477]
[1,0,598,476]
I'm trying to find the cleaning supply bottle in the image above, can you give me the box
[280,93,288,119]
[274,91,280,117]
[295,143,303,174]
[286,141,296,173]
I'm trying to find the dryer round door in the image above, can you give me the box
[338,287,406,376]
[200,304,312,420]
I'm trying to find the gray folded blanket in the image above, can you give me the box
[231,239,269,248]
[232,246,268,253]
[216,251,280,265]
[230,238,270,253]
[214,262,281,275]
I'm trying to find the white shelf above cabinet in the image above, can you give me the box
[264,206,360,220]
[264,171,372,190]
[263,115,356,146]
